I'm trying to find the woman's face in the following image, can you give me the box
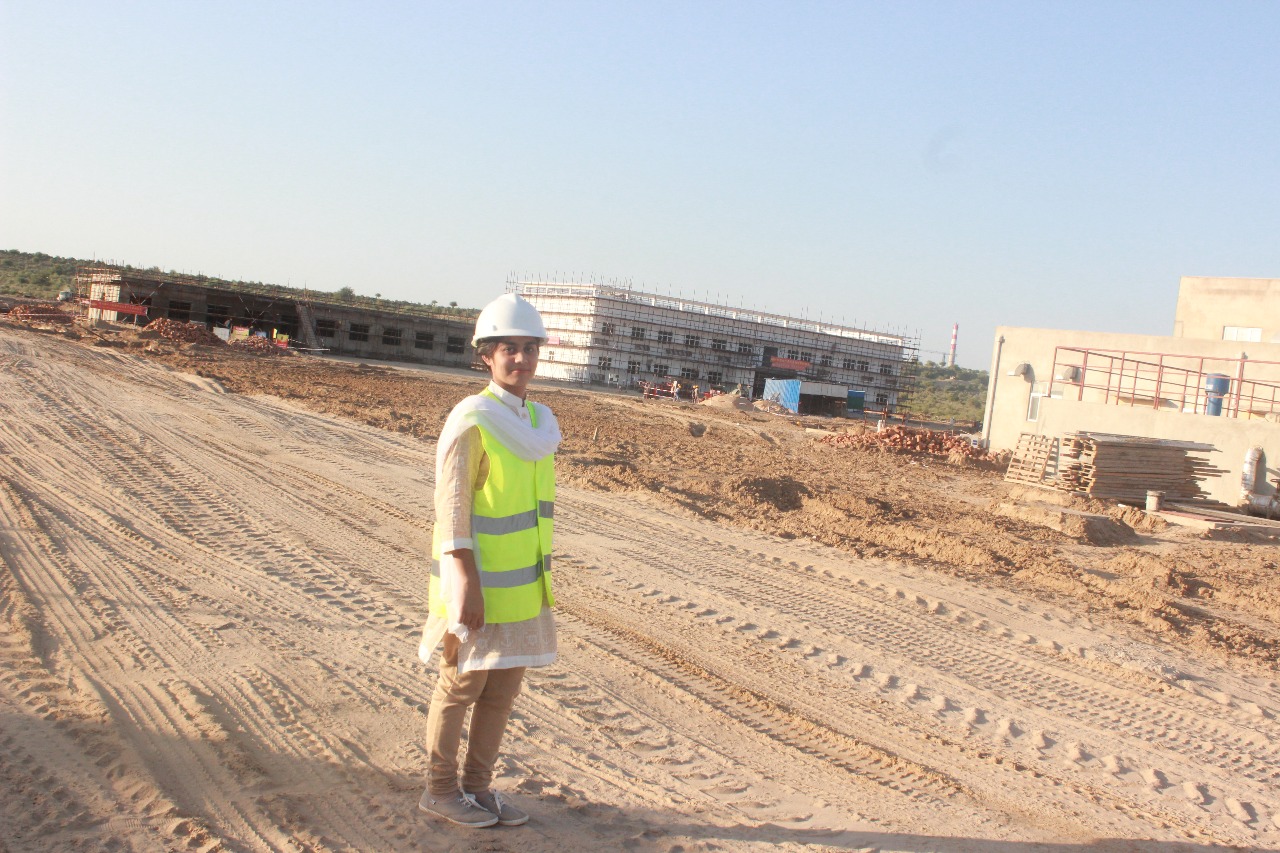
[482,337,540,397]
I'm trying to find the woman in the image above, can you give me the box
[418,293,561,829]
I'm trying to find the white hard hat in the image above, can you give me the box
[472,293,549,347]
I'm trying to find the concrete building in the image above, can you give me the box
[984,276,1280,506]
[512,279,917,415]
[1174,276,1280,344]
[75,265,477,368]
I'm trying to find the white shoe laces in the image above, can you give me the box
[463,790,503,812]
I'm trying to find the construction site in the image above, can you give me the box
[3,303,1280,852]
[515,279,918,416]
[66,266,921,419]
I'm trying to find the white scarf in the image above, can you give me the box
[435,382,561,484]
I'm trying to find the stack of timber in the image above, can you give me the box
[1004,433,1059,486]
[1058,432,1225,503]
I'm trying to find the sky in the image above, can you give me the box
[3,2,1279,368]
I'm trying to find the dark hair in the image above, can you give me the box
[476,338,542,359]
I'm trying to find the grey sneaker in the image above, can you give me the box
[466,790,529,826]
[419,789,499,828]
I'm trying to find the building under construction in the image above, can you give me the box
[512,279,918,414]
[74,264,478,368]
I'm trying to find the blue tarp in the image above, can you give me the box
[762,378,801,414]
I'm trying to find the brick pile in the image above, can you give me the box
[819,424,990,460]
[147,318,227,346]
[7,303,74,325]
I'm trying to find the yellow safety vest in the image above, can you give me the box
[430,391,555,623]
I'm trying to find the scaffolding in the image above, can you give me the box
[509,278,918,412]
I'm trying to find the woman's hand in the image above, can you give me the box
[448,549,486,631]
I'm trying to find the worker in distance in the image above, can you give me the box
[418,293,560,829]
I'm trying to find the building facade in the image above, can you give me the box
[1174,276,1280,344]
[512,280,917,412]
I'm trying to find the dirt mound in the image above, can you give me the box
[995,499,1140,545]
[701,393,754,412]
[752,399,790,414]
[558,455,650,492]
[726,475,810,511]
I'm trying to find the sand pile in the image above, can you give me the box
[752,399,790,414]
[700,392,754,412]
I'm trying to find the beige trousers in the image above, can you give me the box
[425,634,526,796]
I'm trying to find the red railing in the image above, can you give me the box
[1049,346,1280,419]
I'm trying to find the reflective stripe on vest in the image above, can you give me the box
[430,554,550,588]
[471,501,554,535]
[429,390,555,623]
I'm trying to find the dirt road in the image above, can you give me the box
[2,323,1279,852]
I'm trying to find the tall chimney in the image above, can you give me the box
[948,323,958,367]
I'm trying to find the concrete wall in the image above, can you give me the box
[307,304,474,367]
[985,325,1280,505]
[1174,276,1280,343]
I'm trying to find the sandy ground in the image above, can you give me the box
[3,321,1280,853]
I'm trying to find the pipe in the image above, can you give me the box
[1233,351,1247,418]
[981,335,1005,448]
[1245,493,1279,518]
[1241,445,1263,500]
[1240,445,1280,517]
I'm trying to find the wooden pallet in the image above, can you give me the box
[1005,433,1059,485]
[1057,433,1227,502]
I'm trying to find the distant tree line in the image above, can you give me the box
[0,249,478,318]
[901,360,989,424]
